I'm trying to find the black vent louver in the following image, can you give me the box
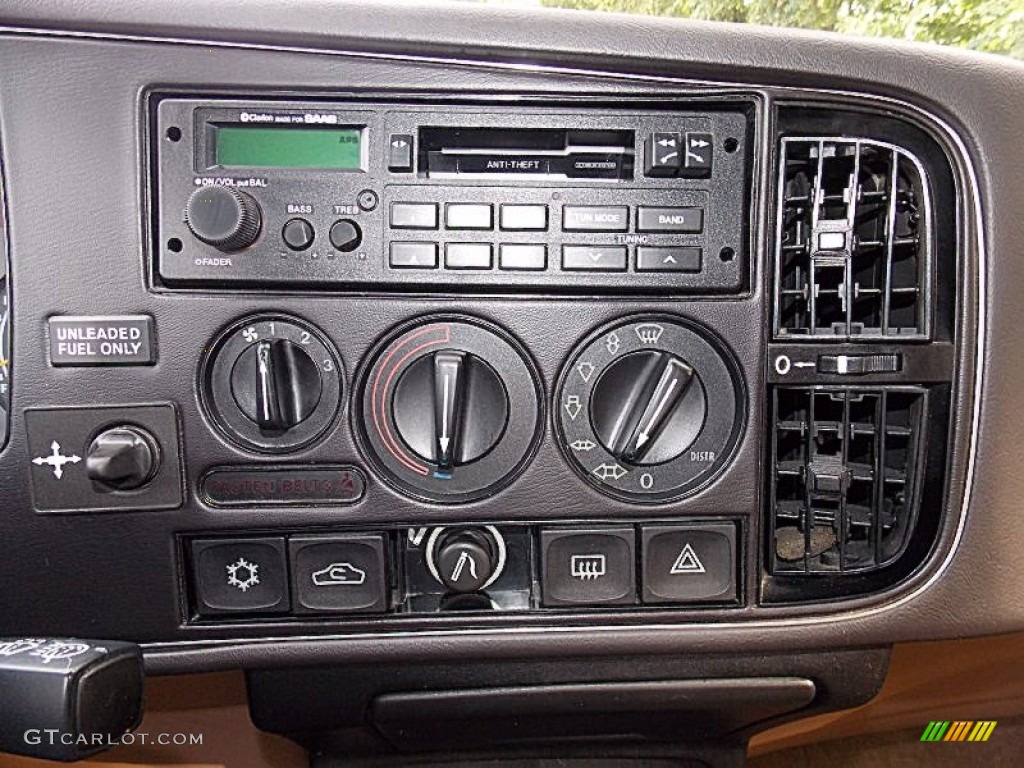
[770,386,926,574]
[775,138,931,339]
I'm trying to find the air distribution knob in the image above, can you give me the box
[230,338,322,433]
[391,350,509,469]
[184,186,262,252]
[556,317,740,502]
[85,426,159,491]
[590,350,702,466]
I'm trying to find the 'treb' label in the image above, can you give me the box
[48,316,155,366]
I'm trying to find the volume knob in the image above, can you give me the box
[184,186,262,252]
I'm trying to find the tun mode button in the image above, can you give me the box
[641,524,736,604]
[191,537,289,616]
[540,527,636,606]
[289,534,388,614]
[562,206,628,232]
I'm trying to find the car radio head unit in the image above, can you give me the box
[152,97,753,293]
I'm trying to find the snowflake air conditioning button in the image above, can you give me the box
[191,538,289,616]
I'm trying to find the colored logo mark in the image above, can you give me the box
[920,720,997,742]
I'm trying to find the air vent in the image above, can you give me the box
[769,386,926,574]
[775,138,931,339]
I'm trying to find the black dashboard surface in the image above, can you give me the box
[0,0,1020,677]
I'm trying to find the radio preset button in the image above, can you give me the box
[388,134,414,172]
[499,244,547,271]
[390,242,439,269]
[637,246,702,273]
[445,204,493,230]
[500,204,548,231]
[391,202,439,230]
[329,219,362,252]
[562,245,627,272]
[562,206,628,232]
[445,243,493,270]
[282,218,315,251]
[636,207,704,233]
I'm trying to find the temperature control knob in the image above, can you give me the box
[357,317,541,503]
[201,315,342,453]
[556,316,742,502]
[391,351,509,469]
[85,426,159,491]
[184,186,262,252]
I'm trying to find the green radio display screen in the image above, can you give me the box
[214,125,364,169]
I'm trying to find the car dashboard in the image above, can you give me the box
[0,1,1021,765]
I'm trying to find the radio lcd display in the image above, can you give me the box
[214,126,364,169]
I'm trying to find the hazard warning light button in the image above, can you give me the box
[640,524,737,604]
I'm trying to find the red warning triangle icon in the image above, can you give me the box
[669,543,706,575]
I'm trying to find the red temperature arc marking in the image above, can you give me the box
[371,324,452,476]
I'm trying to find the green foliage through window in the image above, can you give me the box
[538,0,1024,58]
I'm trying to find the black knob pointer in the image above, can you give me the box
[184,186,262,252]
[85,426,159,490]
[590,350,699,465]
[230,339,322,432]
[391,351,508,469]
